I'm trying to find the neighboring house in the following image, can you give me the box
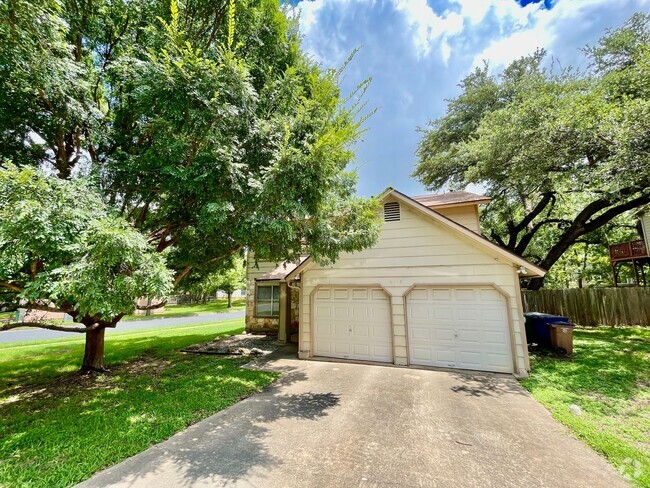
[246,188,545,377]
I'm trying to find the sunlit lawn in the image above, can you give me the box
[0,319,278,487]
[124,298,246,320]
[521,327,650,486]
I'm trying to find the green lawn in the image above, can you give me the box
[124,297,246,320]
[521,327,650,486]
[0,319,278,487]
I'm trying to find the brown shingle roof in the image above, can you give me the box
[256,256,309,281]
[411,190,491,208]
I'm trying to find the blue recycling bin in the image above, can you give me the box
[524,312,570,348]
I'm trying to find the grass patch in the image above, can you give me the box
[124,298,246,320]
[521,327,650,486]
[0,319,278,487]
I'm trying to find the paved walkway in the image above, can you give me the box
[0,311,245,344]
[79,347,627,488]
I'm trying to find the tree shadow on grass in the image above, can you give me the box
[0,330,243,405]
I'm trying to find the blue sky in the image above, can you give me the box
[295,0,650,197]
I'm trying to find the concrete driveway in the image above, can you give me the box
[79,347,627,488]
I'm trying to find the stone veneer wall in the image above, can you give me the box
[245,276,279,333]
[245,279,301,334]
[289,285,300,339]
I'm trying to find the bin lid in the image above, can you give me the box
[550,322,575,328]
[525,312,566,318]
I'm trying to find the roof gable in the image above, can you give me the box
[382,189,545,277]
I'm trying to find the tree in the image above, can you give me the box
[0,0,380,370]
[176,257,246,306]
[414,13,650,289]
[214,258,246,308]
[0,165,173,371]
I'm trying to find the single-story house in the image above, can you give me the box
[245,188,545,377]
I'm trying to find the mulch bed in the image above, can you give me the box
[181,333,281,357]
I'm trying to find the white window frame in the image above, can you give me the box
[255,283,280,317]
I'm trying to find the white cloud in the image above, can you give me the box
[468,0,619,69]
[392,0,463,57]
[293,0,650,196]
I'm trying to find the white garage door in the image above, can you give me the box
[313,287,392,363]
[407,287,513,373]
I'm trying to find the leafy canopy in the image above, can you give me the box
[414,13,650,288]
[0,165,173,323]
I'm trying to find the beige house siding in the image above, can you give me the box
[435,205,480,233]
[298,199,528,374]
[245,253,280,332]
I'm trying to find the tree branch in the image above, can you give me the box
[0,281,23,293]
[0,322,101,333]
[135,301,167,311]
[584,192,650,233]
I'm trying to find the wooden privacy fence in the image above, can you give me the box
[522,287,650,327]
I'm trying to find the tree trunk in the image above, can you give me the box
[81,327,107,372]
[227,291,232,308]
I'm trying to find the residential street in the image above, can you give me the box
[0,311,245,344]
[79,347,627,488]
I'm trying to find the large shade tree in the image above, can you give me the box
[0,0,380,370]
[414,13,650,289]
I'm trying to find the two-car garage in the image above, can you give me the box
[312,285,514,374]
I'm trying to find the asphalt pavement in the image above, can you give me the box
[0,310,245,344]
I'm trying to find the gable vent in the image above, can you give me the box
[383,202,400,222]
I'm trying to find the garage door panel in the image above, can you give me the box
[432,288,451,300]
[334,306,349,318]
[484,330,508,346]
[333,288,349,299]
[316,289,331,300]
[352,288,368,300]
[458,351,482,368]
[371,325,391,339]
[454,288,477,301]
[457,308,481,321]
[314,287,392,363]
[411,326,431,341]
[485,354,511,372]
[434,308,454,320]
[316,306,331,318]
[411,347,433,362]
[435,349,456,364]
[407,287,513,373]
[457,330,480,344]
[409,288,429,300]
[409,304,430,320]
[434,328,455,342]
[352,343,369,354]
[352,305,369,319]
[333,323,348,336]
[354,324,370,337]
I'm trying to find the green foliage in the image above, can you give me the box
[0,0,378,367]
[0,0,379,275]
[414,14,650,287]
[0,319,278,487]
[178,257,246,299]
[0,165,173,322]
